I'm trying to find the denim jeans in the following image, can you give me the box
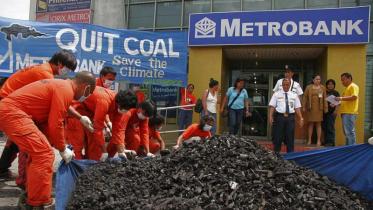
[341,114,357,145]
[178,109,193,130]
[228,108,244,135]
[201,111,217,135]
[323,113,336,146]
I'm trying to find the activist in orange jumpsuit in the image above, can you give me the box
[0,49,77,99]
[0,50,77,187]
[107,101,156,158]
[173,115,214,150]
[96,66,117,88]
[148,114,165,154]
[68,88,138,161]
[0,71,95,208]
[65,66,117,159]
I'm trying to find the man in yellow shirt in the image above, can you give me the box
[336,73,359,145]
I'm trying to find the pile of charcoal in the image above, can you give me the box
[68,135,371,210]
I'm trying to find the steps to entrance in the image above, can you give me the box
[257,140,325,153]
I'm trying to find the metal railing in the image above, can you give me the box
[157,104,195,134]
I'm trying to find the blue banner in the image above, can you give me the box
[0,17,188,86]
[189,7,370,46]
[37,0,92,13]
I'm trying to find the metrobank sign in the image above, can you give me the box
[188,7,370,46]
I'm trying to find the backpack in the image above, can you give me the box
[194,89,209,113]
[194,98,203,113]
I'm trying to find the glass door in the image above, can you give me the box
[233,70,303,139]
[242,72,269,138]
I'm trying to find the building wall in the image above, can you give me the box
[29,0,37,20]
[189,47,223,133]
[189,45,367,142]
[326,45,366,145]
[92,0,126,29]
[366,57,373,138]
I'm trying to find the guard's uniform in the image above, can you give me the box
[273,78,303,96]
[269,90,301,153]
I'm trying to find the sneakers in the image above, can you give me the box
[18,195,55,210]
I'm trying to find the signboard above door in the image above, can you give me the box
[188,6,370,46]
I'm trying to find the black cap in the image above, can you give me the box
[285,65,295,72]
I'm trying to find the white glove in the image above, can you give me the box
[80,116,94,133]
[118,152,127,159]
[173,145,180,150]
[147,152,155,158]
[60,146,75,164]
[124,150,137,156]
[100,153,108,162]
[190,136,202,141]
[368,137,373,145]
[104,127,112,138]
[107,121,112,131]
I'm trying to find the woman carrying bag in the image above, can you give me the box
[220,78,251,135]
[201,78,219,135]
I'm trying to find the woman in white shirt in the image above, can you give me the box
[201,78,219,135]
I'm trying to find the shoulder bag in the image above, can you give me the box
[222,88,242,117]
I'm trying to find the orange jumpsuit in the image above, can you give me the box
[136,90,145,104]
[74,87,126,161]
[182,124,212,140]
[96,77,104,87]
[64,78,106,159]
[149,128,161,154]
[0,62,54,187]
[107,108,150,156]
[64,103,91,159]
[0,63,54,98]
[0,79,75,206]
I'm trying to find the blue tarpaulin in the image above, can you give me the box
[55,159,97,210]
[284,144,373,201]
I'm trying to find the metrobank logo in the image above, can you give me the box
[195,17,216,38]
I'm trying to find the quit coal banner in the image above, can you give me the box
[0,17,188,86]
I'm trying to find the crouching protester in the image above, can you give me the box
[67,89,138,162]
[106,100,157,158]
[148,114,166,154]
[173,115,215,150]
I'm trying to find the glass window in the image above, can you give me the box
[307,0,338,8]
[156,1,182,28]
[341,0,358,7]
[243,0,271,11]
[128,3,155,29]
[367,23,373,56]
[183,0,211,27]
[359,0,373,6]
[359,0,373,19]
[130,0,155,3]
[274,0,304,9]
[213,0,241,12]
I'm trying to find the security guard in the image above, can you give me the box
[273,65,303,96]
[269,78,304,153]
